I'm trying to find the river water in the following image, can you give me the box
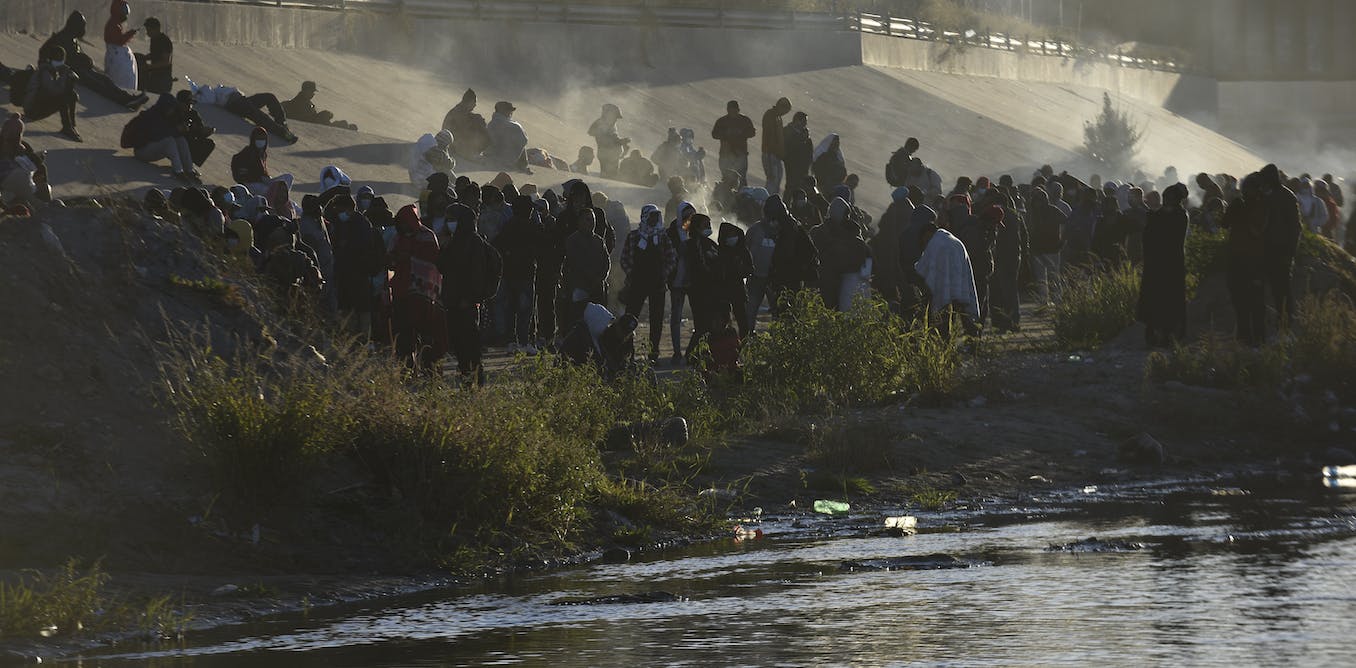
[76,476,1356,667]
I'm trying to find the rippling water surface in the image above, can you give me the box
[76,479,1356,666]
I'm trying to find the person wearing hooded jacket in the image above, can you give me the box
[391,204,446,372]
[1259,164,1302,325]
[716,220,755,338]
[955,204,1002,326]
[328,193,380,339]
[563,208,611,331]
[765,194,820,314]
[761,97,791,195]
[442,88,490,160]
[989,189,1029,333]
[231,127,276,194]
[0,115,45,206]
[665,201,698,365]
[42,11,149,110]
[782,112,813,197]
[23,46,82,142]
[1137,183,1189,348]
[897,204,940,323]
[1221,174,1268,347]
[682,213,723,362]
[409,130,456,185]
[495,195,544,352]
[871,186,914,312]
[1026,186,1065,305]
[438,203,502,386]
[297,194,337,315]
[814,197,871,312]
[622,204,677,362]
[811,134,847,192]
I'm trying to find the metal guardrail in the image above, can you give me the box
[163,0,1186,73]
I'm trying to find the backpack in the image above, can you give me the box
[886,147,912,188]
[8,67,33,106]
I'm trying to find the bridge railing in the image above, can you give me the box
[161,0,1187,72]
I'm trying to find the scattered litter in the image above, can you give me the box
[1323,465,1356,489]
[883,516,918,535]
[813,499,850,515]
[732,525,763,541]
[1028,475,1052,484]
[1082,485,1098,494]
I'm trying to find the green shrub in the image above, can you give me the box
[1145,333,1287,389]
[741,291,958,410]
[1053,261,1140,349]
[1083,92,1143,173]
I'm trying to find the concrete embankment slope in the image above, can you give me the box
[1,1,1262,217]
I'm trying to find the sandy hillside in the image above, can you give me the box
[2,31,1263,219]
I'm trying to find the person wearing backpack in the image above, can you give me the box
[438,203,503,386]
[23,46,81,142]
[122,93,199,184]
[885,137,921,188]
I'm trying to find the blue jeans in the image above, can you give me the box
[762,153,784,195]
[502,278,535,345]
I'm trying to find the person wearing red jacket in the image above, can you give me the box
[103,1,139,92]
[390,204,446,372]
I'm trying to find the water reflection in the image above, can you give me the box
[74,481,1356,667]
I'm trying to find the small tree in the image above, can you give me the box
[1083,92,1143,173]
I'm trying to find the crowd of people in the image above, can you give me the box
[3,7,1355,384]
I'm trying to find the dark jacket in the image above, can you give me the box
[716,221,754,289]
[437,204,502,306]
[711,112,756,158]
[782,122,813,192]
[559,182,615,255]
[495,197,543,282]
[1026,189,1066,255]
[331,209,380,312]
[622,223,677,293]
[231,127,270,184]
[42,12,96,73]
[122,94,180,149]
[764,195,820,288]
[1137,201,1188,330]
[564,230,610,302]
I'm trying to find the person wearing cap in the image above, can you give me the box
[23,45,82,142]
[136,16,172,95]
[782,111,813,197]
[281,81,357,131]
[588,103,629,179]
[176,89,216,167]
[760,97,791,195]
[486,101,531,174]
[711,100,756,187]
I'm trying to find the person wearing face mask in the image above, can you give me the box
[355,186,376,214]
[788,186,823,228]
[870,186,914,314]
[665,201,697,366]
[563,208,611,330]
[744,197,780,333]
[682,213,723,362]
[438,203,502,385]
[621,204,677,363]
[327,194,381,338]
[231,127,274,193]
[716,220,755,338]
[23,46,82,142]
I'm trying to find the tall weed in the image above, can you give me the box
[1053,261,1140,349]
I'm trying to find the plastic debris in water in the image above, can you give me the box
[813,499,851,515]
[1323,466,1356,490]
[732,525,763,541]
[1082,485,1098,494]
[883,516,918,535]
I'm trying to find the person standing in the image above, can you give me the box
[682,213,722,362]
[390,204,446,373]
[439,203,502,386]
[782,111,813,197]
[811,133,847,191]
[1259,164,1302,327]
[588,104,629,179]
[103,1,139,93]
[1137,183,1189,348]
[621,204,677,362]
[761,97,791,195]
[711,100,756,187]
[563,208,611,329]
[136,17,172,95]
[495,195,544,353]
[1221,173,1268,346]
